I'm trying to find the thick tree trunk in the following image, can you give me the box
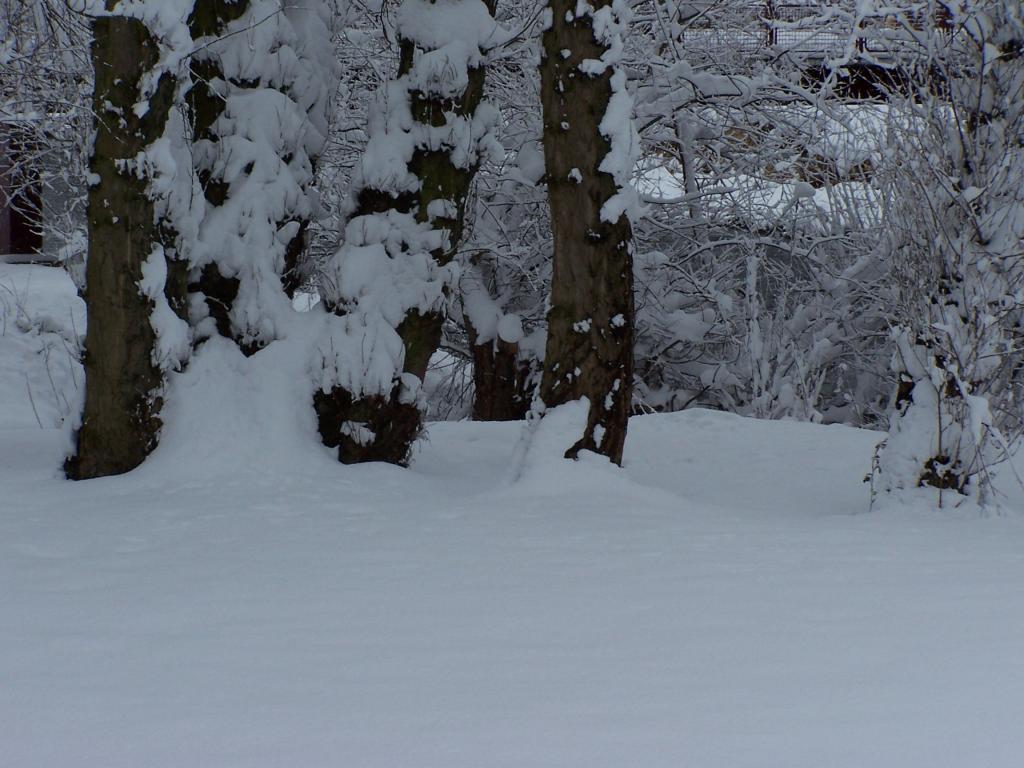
[353,39,490,447]
[315,0,498,465]
[537,0,636,464]
[66,14,183,479]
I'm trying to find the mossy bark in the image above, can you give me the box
[66,12,182,479]
[537,0,635,465]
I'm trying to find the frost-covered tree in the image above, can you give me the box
[875,0,1024,502]
[187,0,334,352]
[535,0,637,464]
[68,0,335,477]
[625,0,893,424]
[314,0,505,464]
[67,1,197,479]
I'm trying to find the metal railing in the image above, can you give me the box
[677,2,949,59]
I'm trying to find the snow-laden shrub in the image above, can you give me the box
[632,214,890,425]
[874,0,1024,501]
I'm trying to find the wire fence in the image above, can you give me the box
[678,2,948,59]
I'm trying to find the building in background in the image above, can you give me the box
[1,119,79,263]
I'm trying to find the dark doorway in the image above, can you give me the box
[8,182,43,254]
[1,133,44,255]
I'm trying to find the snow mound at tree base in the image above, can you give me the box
[146,332,339,480]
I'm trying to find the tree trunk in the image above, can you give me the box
[187,0,332,353]
[66,13,183,479]
[185,0,249,347]
[315,0,499,465]
[471,335,531,421]
[537,0,636,464]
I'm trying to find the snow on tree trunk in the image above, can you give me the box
[188,0,334,353]
[313,0,505,465]
[67,2,197,479]
[461,261,532,421]
[536,0,638,464]
[471,338,529,420]
[875,0,1024,502]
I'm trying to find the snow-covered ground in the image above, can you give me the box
[3,264,1024,767]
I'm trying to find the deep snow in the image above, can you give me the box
[3,263,1024,767]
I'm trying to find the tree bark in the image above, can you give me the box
[66,13,183,479]
[537,0,636,464]
[471,333,531,421]
[315,0,497,465]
